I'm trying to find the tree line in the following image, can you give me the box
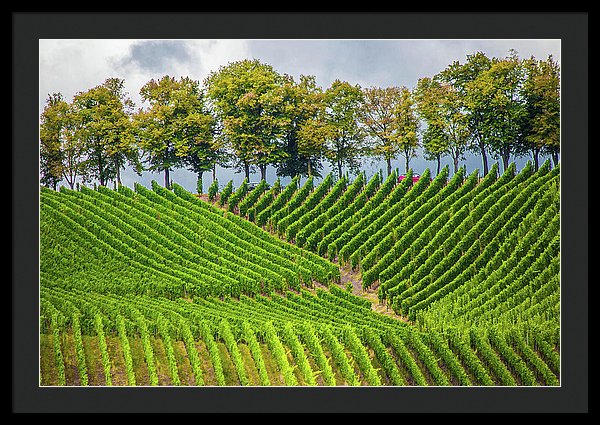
[40,49,560,192]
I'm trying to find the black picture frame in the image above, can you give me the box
[13,11,588,414]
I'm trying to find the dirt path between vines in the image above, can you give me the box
[196,195,410,323]
[337,263,410,323]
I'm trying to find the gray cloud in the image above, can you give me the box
[114,40,192,73]
[247,39,560,91]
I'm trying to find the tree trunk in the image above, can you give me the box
[259,164,267,181]
[405,155,410,175]
[197,171,203,194]
[502,150,510,173]
[212,164,216,182]
[243,161,250,181]
[337,158,343,179]
[436,154,441,176]
[386,157,392,177]
[63,169,75,190]
[97,145,106,187]
[531,148,540,171]
[307,158,312,177]
[478,137,489,176]
[164,167,170,189]
[552,151,559,168]
[452,150,459,174]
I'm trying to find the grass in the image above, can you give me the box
[39,334,58,386]
[106,335,127,386]
[260,344,284,386]
[82,336,105,386]
[173,340,195,385]
[238,343,261,386]
[129,336,150,386]
[217,342,239,386]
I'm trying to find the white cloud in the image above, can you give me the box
[39,39,252,115]
[39,39,135,113]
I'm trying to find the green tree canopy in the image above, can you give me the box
[134,75,213,189]
[204,59,289,181]
[414,77,469,174]
[359,86,410,176]
[472,50,528,172]
[39,93,74,190]
[71,79,136,187]
[520,55,560,169]
[419,122,447,176]
[276,74,326,178]
[394,87,420,174]
[321,79,366,179]
[101,78,142,186]
[439,51,493,175]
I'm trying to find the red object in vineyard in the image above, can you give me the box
[398,174,422,184]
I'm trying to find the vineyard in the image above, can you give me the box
[39,160,560,386]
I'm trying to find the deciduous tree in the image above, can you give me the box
[71,80,135,187]
[204,59,288,181]
[440,51,493,175]
[101,78,142,186]
[39,93,76,189]
[321,80,366,179]
[359,86,407,176]
[520,55,560,169]
[134,76,213,189]
[474,50,528,172]
[276,74,325,178]
[414,77,469,174]
[395,87,420,174]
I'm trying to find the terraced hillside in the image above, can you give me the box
[223,161,560,339]
[39,162,560,386]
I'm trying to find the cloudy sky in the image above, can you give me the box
[39,38,561,192]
